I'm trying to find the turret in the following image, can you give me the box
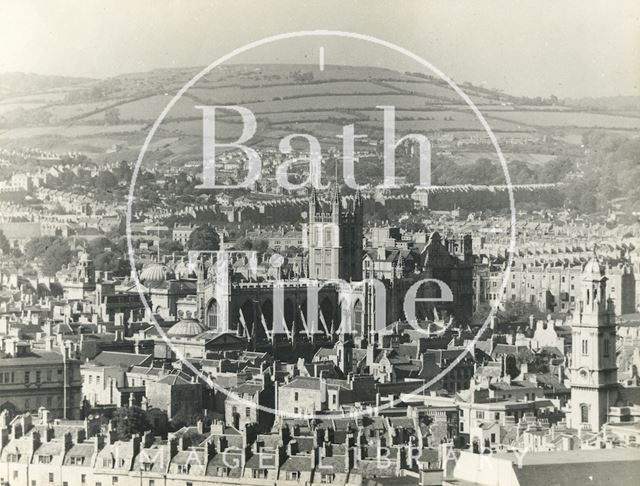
[331,184,342,223]
[353,188,363,213]
[575,256,611,326]
[309,186,321,222]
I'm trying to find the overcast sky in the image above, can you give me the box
[0,0,638,98]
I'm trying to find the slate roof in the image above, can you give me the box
[93,351,152,368]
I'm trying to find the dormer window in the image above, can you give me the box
[39,455,52,464]
[70,456,84,465]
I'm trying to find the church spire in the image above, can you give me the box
[309,185,322,217]
[354,188,363,212]
[331,161,342,216]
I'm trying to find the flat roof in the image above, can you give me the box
[495,447,640,466]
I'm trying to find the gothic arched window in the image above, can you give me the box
[207,299,219,330]
[324,227,333,245]
[354,300,363,333]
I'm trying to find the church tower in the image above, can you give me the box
[569,256,618,432]
[307,186,363,281]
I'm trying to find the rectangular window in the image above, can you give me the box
[245,407,251,418]
[320,473,335,484]
[294,392,299,401]
[36,371,41,383]
[603,339,610,357]
[582,339,588,355]
[25,371,30,383]
[49,473,54,483]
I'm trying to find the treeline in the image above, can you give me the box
[564,131,640,214]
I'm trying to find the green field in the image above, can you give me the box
[0,65,638,162]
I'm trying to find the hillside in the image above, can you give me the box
[0,65,638,168]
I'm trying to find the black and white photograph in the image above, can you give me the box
[0,1,639,485]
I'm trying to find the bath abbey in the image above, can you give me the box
[190,186,474,354]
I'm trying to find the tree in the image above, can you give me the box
[24,236,58,261]
[111,406,150,440]
[24,236,73,275]
[235,236,253,250]
[235,236,268,252]
[0,230,10,254]
[498,300,544,324]
[471,303,492,327]
[95,171,119,192]
[104,108,120,125]
[84,236,131,277]
[187,224,220,251]
[159,238,183,253]
[41,238,73,276]
[252,238,269,252]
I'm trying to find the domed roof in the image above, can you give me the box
[167,318,205,337]
[139,264,174,283]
